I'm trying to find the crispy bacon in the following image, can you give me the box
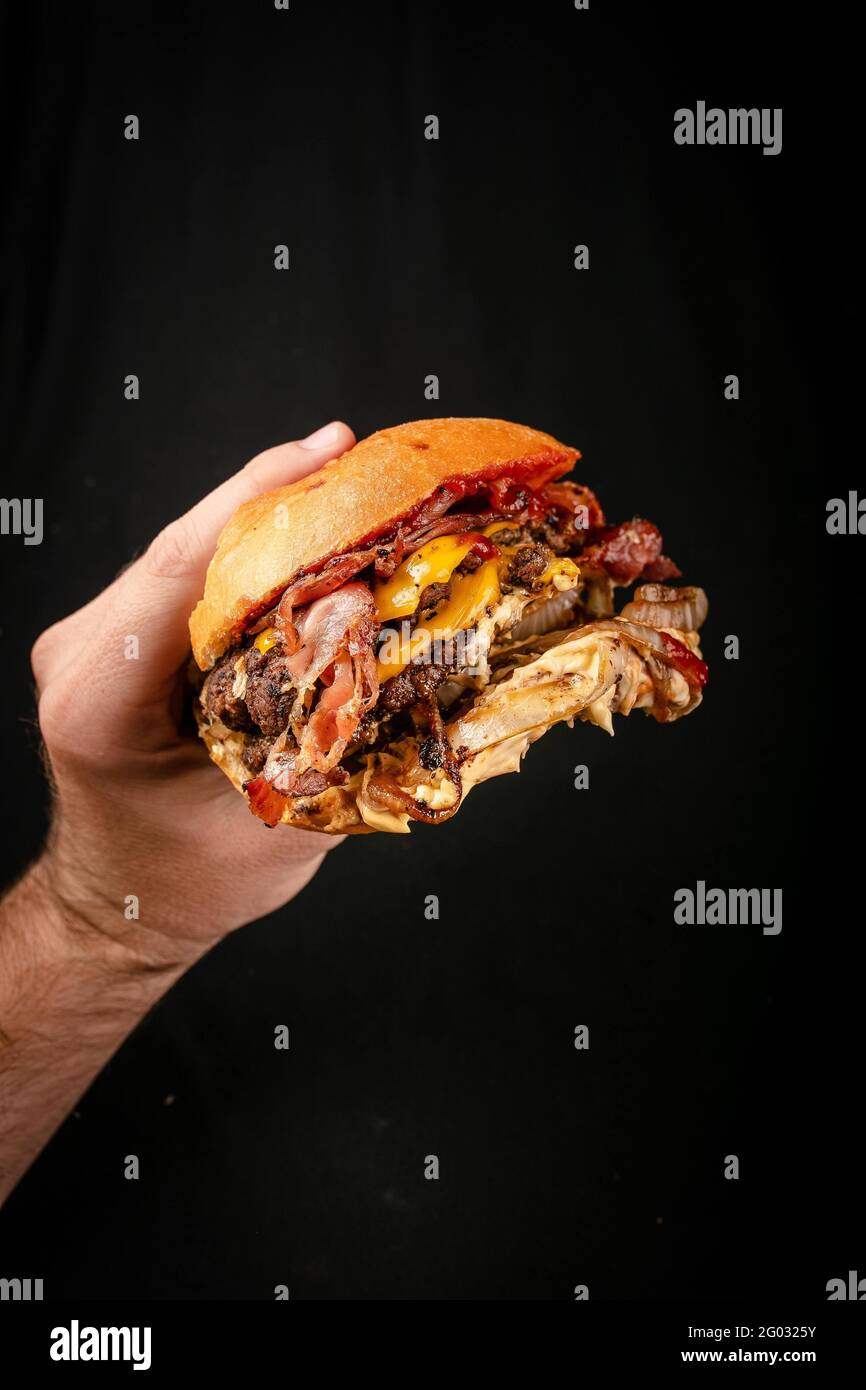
[275,554,377,642]
[280,584,380,772]
[368,479,503,575]
[277,467,568,592]
[580,518,682,585]
[540,480,606,532]
[245,756,349,826]
[273,508,504,596]
[267,493,676,623]
[374,528,407,578]
[377,480,605,571]
[659,631,709,690]
[285,583,375,687]
[485,477,538,516]
[403,482,466,531]
[373,511,501,576]
[641,553,682,582]
[597,519,662,582]
[244,774,291,827]
[305,646,376,763]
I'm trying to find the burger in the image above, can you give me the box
[190,418,708,834]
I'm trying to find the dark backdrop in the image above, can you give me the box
[0,1,859,1300]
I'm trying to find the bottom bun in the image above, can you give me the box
[196,620,703,835]
[196,718,372,834]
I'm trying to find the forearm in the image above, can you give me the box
[0,858,192,1206]
[1,427,350,1207]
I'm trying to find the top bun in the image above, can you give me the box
[189,417,578,669]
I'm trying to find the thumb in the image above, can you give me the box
[91,422,356,700]
[136,421,355,668]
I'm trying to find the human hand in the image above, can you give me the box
[29,421,356,970]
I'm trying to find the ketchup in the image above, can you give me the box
[660,632,709,689]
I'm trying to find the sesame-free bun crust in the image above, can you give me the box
[189,418,578,669]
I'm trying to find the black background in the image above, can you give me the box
[0,1,859,1301]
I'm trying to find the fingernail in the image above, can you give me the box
[299,421,343,450]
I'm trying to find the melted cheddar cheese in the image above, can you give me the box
[254,626,281,654]
[373,535,482,621]
[375,561,501,683]
[372,527,580,683]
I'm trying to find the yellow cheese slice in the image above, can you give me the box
[373,534,482,621]
[375,561,501,682]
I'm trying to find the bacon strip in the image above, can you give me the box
[272,466,569,598]
[305,646,375,764]
[275,584,381,780]
[242,586,380,822]
[540,480,606,531]
[641,553,682,582]
[244,775,292,827]
[283,583,374,688]
[579,519,682,585]
[275,555,377,643]
[658,631,709,690]
[245,756,350,826]
[372,511,502,576]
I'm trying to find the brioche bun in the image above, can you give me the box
[189,418,578,670]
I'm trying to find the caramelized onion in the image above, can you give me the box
[574,617,708,692]
[365,694,464,825]
[509,588,582,641]
[435,674,478,708]
[365,771,463,824]
[620,584,708,632]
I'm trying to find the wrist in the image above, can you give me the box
[27,849,202,981]
[0,853,193,1208]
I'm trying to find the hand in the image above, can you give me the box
[29,421,356,969]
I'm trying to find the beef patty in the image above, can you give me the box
[200,643,297,739]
